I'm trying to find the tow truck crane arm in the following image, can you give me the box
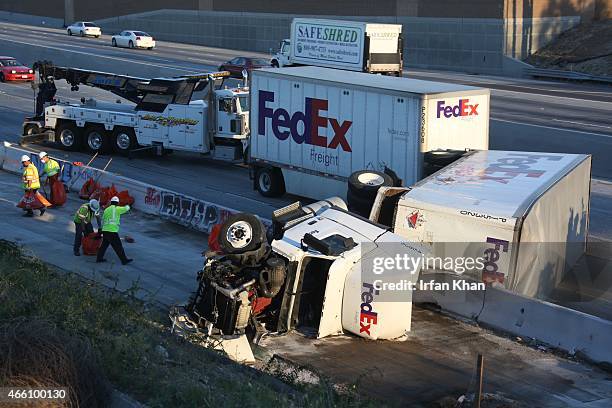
[31,60,231,116]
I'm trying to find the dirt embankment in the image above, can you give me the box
[526,20,612,76]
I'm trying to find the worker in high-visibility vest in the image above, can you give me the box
[20,154,45,217]
[73,199,101,256]
[39,151,61,203]
[96,196,133,265]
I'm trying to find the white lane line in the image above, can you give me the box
[491,88,612,106]
[0,36,196,73]
[492,118,612,137]
[552,119,612,129]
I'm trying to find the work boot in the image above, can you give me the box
[122,259,133,266]
[39,208,46,216]
[73,249,80,256]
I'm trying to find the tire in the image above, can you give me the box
[424,150,465,167]
[0,73,4,83]
[271,60,279,68]
[346,189,375,218]
[80,30,85,37]
[147,47,153,50]
[112,127,137,155]
[128,40,134,49]
[112,38,117,47]
[23,123,40,136]
[55,122,82,151]
[218,213,266,254]
[67,29,72,36]
[84,125,110,154]
[347,170,393,199]
[255,167,285,197]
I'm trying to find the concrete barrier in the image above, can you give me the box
[0,141,270,233]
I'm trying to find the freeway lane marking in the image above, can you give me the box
[492,118,612,137]
[552,119,612,129]
[0,36,197,73]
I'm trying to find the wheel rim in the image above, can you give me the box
[87,131,103,150]
[226,221,253,249]
[60,129,75,147]
[116,132,131,150]
[357,173,385,186]
[258,172,272,192]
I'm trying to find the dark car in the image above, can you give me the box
[218,57,271,78]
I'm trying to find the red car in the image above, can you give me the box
[218,57,271,78]
[0,57,35,82]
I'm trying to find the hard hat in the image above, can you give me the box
[39,151,48,159]
[110,196,120,204]
[89,199,100,214]
[21,154,31,162]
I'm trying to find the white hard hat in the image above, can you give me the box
[21,154,31,162]
[89,199,100,214]
[110,196,120,203]
[39,151,48,159]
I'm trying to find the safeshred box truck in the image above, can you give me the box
[271,18,403,75]
[374,150,592,300]
[250,66,490,199]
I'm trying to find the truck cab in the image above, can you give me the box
[271,39,291,68]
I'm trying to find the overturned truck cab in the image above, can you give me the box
[172,198,425,363]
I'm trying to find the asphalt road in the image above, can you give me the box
[0,20,611,239]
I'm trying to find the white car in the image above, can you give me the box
[111,31,156,50]
[66,22,101,37]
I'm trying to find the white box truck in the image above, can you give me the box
[369,150,592,300]
[250,66,490,199]
[271,18,403,76]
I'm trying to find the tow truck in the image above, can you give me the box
[21,61,250,160]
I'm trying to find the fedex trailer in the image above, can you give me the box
[271,18,403,75]
[250,66,490,200]
[369,150,592,301]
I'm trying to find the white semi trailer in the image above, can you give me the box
[249,66,490,199]
[22,62,250,160]
[271,18,403,76]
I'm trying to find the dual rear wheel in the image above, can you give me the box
[54,122,137,155]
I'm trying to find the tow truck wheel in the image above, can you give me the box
[255,167,285,197]
[84,126,110,154]
[218,213,265,254]
[55,122,82,151]
[271,60,279,68]
[112,128,136,156]
[23,123,40,136]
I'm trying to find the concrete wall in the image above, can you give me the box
[95,9,580,75]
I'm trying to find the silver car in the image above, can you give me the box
[66,22,101,38]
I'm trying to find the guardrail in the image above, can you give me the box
[524,67,612,84]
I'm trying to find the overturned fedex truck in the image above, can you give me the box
[271,18,403,76]
[249,66,490,199]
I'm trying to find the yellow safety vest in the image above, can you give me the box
[22,163,40,190]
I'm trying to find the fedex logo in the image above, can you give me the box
[258,90,352,152]
[436,98,479,119]
[482,237,509,284]
[359,282,379,335]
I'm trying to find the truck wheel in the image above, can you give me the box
[112,128,136,155]
[424,150,466,167]
[255,167,285,197]
[84,125,110,154]
[218,213,266,254]
[347,189,375,218]
[271,60,279,68]
[55,122,82,151]
[348,170,393,199]
[23,123,40,136]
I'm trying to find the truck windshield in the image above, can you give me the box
[281,42,290,53]
[238,96,249,112]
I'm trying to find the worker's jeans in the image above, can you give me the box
[74,222,93,253]
[96,231,129,263]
